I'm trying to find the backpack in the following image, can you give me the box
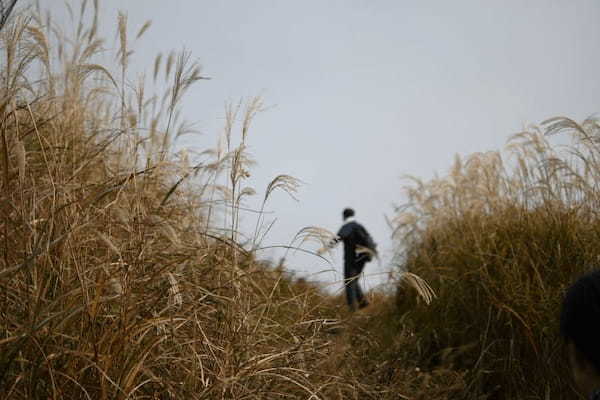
[356,226,377,263]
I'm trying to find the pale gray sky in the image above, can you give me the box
[35,0,600,292]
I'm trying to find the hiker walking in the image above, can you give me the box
[325,208,377,311]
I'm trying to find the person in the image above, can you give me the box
[560,269,600,399]
[325,208,377,311]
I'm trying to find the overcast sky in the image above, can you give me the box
[36,0,600,293]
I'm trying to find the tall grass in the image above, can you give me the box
[390,119,600,398]
[0,4,344,399]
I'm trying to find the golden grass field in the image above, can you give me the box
[0,2,595,399]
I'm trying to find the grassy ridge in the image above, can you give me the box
[0,6,340,399]
[389,122,600,398]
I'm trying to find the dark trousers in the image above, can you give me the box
[344,257,367,310]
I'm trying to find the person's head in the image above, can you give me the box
[561,270,600,396]
[342,208,355,221]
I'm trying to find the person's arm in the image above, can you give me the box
[316,226,345,254]
[325,235,341,249]
[326,224,347,249]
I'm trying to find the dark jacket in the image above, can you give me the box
[337,220,377,265]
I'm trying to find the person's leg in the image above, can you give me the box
[344,262,360,310]
[354,259,368,308]
[355,254,369,273]
[345,264,368,311]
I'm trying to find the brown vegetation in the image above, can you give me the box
[0,4,332,398]
[1,2,593,399]
[390,120,600,398]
